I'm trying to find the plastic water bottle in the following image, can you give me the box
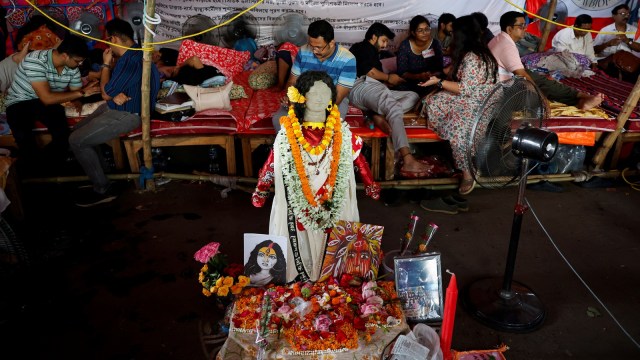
[208,147,220,174]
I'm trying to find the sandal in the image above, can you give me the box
[458,178,476,195]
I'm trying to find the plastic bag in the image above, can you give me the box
[412,324,444,360]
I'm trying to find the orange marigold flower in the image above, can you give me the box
[217,285,230,297]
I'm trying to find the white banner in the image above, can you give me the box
[152,0,525,50]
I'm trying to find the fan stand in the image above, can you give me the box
[463,157,545,332]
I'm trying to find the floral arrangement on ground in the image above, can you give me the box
[195,242,250,306]
[231,278,403,353]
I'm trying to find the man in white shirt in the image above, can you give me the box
[552,14,597,68]
[593,4,639,58]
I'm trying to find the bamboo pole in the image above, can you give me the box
[592,76,640,169]
[141,0,156,191]
[538,0,557,52]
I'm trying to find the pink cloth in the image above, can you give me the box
[488,32,525,81]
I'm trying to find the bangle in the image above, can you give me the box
[386,74,390,82]
[101,63,111,69]
[437,79,444,89]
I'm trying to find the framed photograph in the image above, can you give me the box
[243,233,288,287]
[393,253,443,322]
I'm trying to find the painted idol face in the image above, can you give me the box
[344,239,372,277]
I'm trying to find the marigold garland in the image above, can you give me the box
[280,105,342,207]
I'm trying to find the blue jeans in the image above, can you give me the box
[69,104,140,193]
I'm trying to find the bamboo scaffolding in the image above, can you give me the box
[538,0,557,52]
[592,76,640,169]
[140,0,156,191]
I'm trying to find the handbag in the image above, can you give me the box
[183,81,233,112]
[612,50,640,74]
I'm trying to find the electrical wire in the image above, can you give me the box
[503,0,636,36]
[5,0,16,18]
[525,197,640,350]
[621,167,640,191]
[142,0,161,37]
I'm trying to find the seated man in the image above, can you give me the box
[489,11,602,110]
[435,13,455,56]
[593,4,638,58]
[593,4,640,81]
[348,23,430,177]
[272,19,356,130]
[5,35,101,169]
[70,19,160,207]
[551,14,598,69]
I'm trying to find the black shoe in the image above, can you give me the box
[576,177,616,188]
[420,197,458,215]
[443,194,469,212]
[527,180,564,193]
[74,189,117,207]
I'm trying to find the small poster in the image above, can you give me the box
[318,220,384,282]
[243,233,288,287]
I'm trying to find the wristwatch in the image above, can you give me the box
[437,79,443,89]
[101,63,111,69]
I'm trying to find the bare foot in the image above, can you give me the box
[372,114,392,134]
[400,154,432,176]
[578,93,604,110]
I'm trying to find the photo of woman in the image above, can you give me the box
[244,238,287,286]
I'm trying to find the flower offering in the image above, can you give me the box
[230,279,403,353]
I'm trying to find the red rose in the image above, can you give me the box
[224,263,244,278]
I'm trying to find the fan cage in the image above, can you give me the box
[468,77,548,189]
[218,11,259,48]
[182,15,220,46]
[273,13,310,46]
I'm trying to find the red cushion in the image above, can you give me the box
[177,40,251,80]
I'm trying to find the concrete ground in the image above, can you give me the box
[1,176,639,359]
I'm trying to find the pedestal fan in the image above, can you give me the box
[273,12,309,46]
[218,10,259,49]
[462,77,558,332]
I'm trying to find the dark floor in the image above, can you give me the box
[1,175,639,359]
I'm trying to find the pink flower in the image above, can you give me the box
[314,314,332,332]
[360,303,380,317]
[362,280,377,300]
[366,295,384,306]
[277,305,294,322]
[194,242,221,263]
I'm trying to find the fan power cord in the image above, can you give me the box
[143,0,161,37]
[621,168,640,191]
[525,198,640,350]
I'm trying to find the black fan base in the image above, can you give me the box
[463,277,545,333]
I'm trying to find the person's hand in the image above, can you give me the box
[280,95,290,108]
[72,100,83,115]
[81,80,101,97]
[609,37,623,47]
[113,93,131,105]
[13,41,30,63]
[418,76,440,87]
[386,73,405,86]
[102,48,114,66]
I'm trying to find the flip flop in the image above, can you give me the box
[458,178,476,195]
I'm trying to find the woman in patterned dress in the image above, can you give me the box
[420,15,498,195]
